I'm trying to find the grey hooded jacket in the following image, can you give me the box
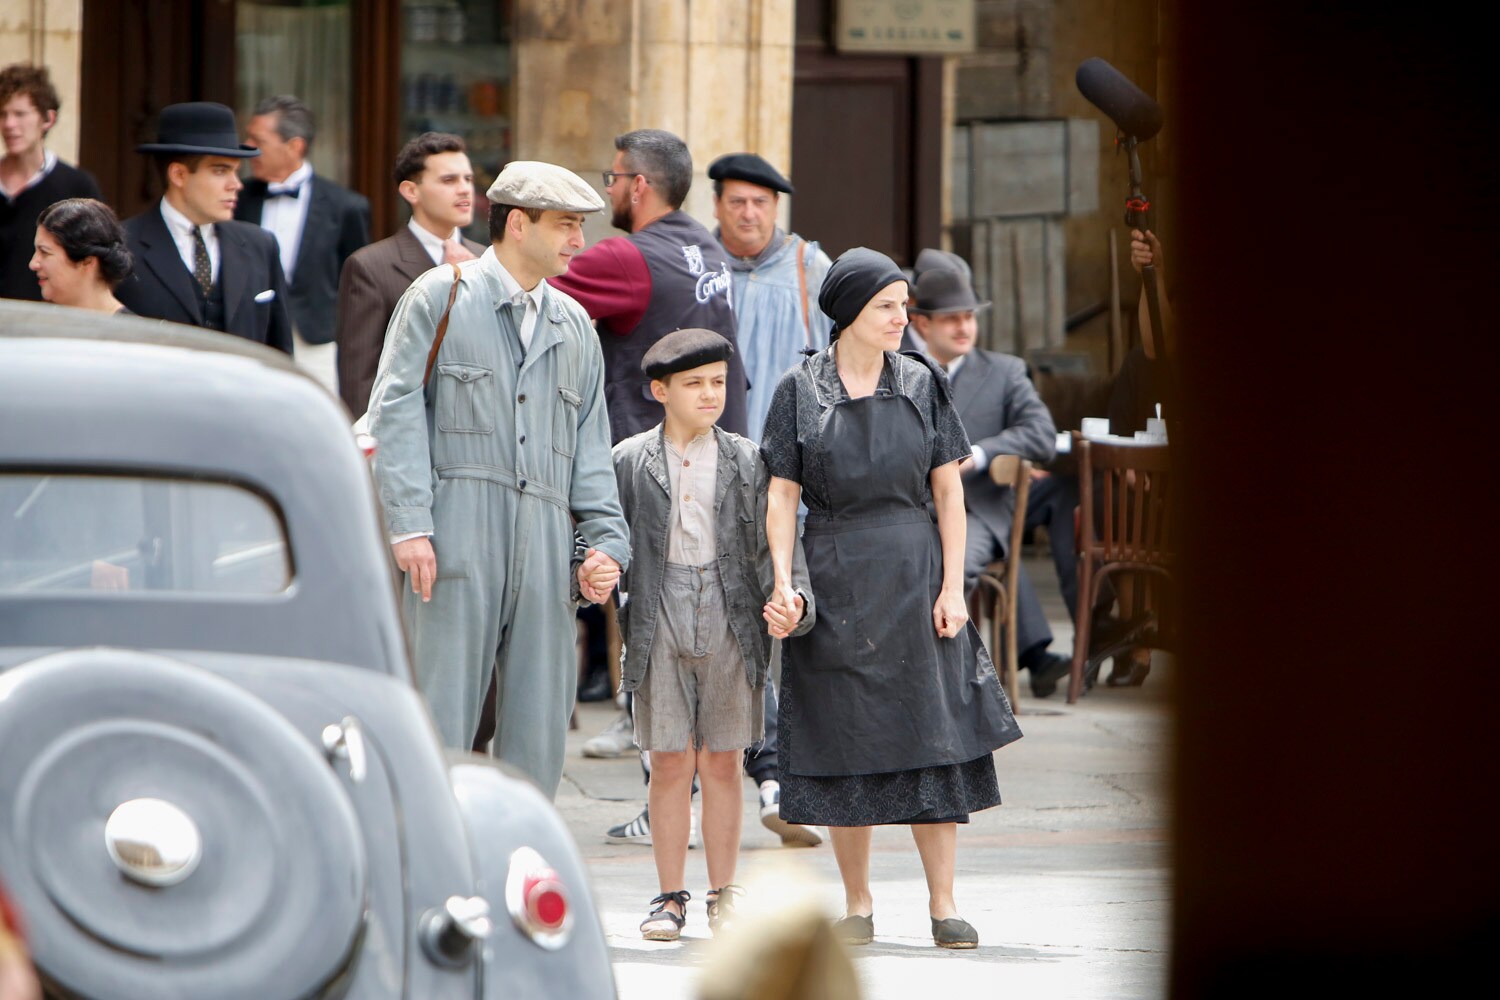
[612,424,815,692]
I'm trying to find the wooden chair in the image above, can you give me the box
[968,454,1032,710]
[1067,434,1174,703]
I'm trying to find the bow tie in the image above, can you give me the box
[266,185,301,199]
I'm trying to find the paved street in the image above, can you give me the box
[558,555,1171,1000]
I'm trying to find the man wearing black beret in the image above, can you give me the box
[708,152,834,441]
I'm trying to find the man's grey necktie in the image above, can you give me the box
[191,227,212,295]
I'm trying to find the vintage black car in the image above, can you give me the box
[0,303,615,1000]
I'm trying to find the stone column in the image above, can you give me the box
[0,0,83,162]
[512,0,794,241]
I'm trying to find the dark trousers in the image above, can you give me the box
[963,510,1054,663]
[1023,473,1081,622]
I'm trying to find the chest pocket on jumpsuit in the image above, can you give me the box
[553,387,582,456]
[553,335,584,458]
[434,362,496,433]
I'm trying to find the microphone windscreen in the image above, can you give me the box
[1076,57,1163,140]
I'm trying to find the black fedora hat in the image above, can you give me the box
[910,267,990,315]
[137,102,259,158]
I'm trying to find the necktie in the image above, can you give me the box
[191,227,212,295]
[266,184,301,199]
[442,238,475,264]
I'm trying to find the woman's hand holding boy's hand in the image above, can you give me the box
[764,583,805,639]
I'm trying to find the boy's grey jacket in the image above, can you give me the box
[612,423,815,692]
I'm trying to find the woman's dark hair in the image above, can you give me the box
[36,198,133,288]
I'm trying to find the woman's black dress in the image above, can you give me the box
[760,347,1022,827]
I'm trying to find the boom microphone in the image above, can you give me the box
[1075,57,1163,140]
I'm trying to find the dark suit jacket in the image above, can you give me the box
[236,174,371,345]
[950,348,1058,554]
[334,225,485,417]
[116,202,293,354]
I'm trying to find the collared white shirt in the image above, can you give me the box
[160,197,220,284]
[407,218,463,267]
[258,161,312,281]
[484,250,545,351]
[665,430,718,565]
[0,149,56,202]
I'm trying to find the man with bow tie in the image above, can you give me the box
[236,95,369,389]
[367,161,629,798]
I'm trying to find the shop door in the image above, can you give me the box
[79,0,236,217]
[790,10,942,266]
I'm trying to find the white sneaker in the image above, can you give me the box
[581,711,635,758]
[758,780,823,847]
[604,805,699,848]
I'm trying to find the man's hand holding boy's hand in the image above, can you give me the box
[578,548,621,604]
[763,583,806,639]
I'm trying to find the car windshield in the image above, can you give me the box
[0,473,290,595]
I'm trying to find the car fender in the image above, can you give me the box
[447,754,616,999]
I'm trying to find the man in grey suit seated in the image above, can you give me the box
[908,264,1072,697]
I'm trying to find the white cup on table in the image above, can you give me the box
[1081,417,1110,439]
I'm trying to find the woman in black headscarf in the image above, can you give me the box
[760,247,1021,949]
[29,198,133,314]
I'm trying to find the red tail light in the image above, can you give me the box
[505,847,573,949]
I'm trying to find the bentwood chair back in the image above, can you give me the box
[1067,434,1175,702]
[970,454,1032,710]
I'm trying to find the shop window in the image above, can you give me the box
[236,1,355,187]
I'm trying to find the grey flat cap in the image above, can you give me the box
[486,161,605,213]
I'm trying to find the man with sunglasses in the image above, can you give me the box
[548,128,748,443]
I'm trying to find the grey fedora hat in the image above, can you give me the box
[137,102,260,158]
[910,267,990,315]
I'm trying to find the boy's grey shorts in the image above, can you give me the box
[633,561,763,753]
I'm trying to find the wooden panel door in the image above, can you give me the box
[790,30,942,266]
[79,0,236,218]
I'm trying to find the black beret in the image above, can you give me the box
[641,328,736,380]
[818,247,908,334]
[707,153,794,195]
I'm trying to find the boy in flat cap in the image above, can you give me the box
[368,159,630,798]
[612,329,815,940]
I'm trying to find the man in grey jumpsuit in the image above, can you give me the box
[368,161,630,797]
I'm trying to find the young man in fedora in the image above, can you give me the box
[906,264,1070,696]
[116,102,292,353]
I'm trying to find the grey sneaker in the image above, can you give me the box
[758,780,823,847]
[604,806,698,848]
[581,711,634,758]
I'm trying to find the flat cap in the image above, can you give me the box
[641,328,736,380]
[486,160,605,213]
[707,152,794,195]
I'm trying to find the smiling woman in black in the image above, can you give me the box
[761,247,1021,950]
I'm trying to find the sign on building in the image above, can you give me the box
[835,0,976,55]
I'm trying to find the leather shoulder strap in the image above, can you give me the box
[796,237,811,350]
[422,262,464,386]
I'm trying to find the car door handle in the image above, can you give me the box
[321,715,367,784]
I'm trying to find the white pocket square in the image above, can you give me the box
[253,289,275,303]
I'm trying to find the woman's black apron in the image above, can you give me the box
[783,379,1021,777]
